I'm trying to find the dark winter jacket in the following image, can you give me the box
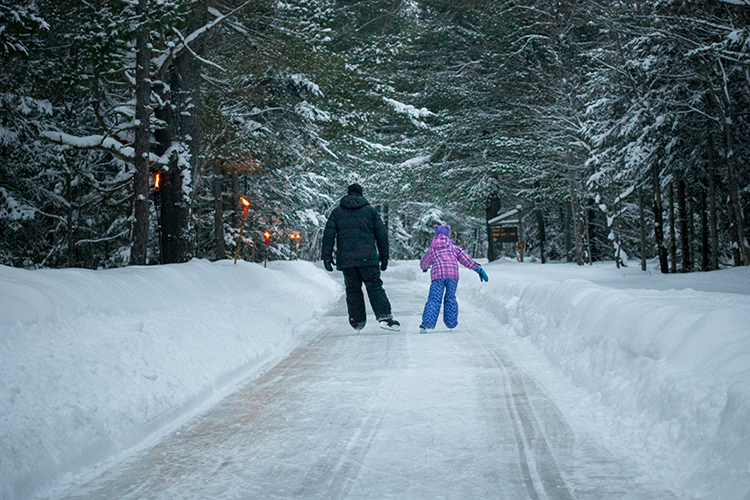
[321,194,388,270]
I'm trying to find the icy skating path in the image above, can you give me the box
[57,275,677,500]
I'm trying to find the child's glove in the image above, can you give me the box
[422,267,429,273]
[476,267,488,282]
[324,259,334,272]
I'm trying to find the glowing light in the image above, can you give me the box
[154,174,160,189]
[240,197,249,207]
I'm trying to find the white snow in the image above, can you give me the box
[0,188,35,220]
[40,132,135,160]
[294,100,331,122]
[458,259,750,500]
[1,258,749,500]
[0,259,339,500]
[291,74,323,97]
[383,97,435,119]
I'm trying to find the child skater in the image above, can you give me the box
[419,225,488,333]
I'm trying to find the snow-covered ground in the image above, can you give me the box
[1,258,749,499]
[0,260,340,500]
[457,259,750,500]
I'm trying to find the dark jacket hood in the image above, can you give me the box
[340,194,370,210]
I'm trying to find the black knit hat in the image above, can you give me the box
[348,183,363,196]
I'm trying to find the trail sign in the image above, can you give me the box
[491,226,518,243]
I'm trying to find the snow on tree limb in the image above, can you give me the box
[153,0,255,75]
[171,27,226,72]
[41,131,135,162]
[40,131,164,165]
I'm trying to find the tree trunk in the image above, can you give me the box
[66,170,76,268]
[584,203,593,265]
[130,2,151,266]
[611,199,622,268]
[175,3,206,231]
[383,202,389,237]
[652,165,669,273]
[568,153,584,265]
[517,205,524,262]
[159,159,193,264]
[724,119,749,265]
[231,168,241,228]
[708,133,719,270]
[689,196,696,271]
[677,178,691,272]
[700,185,709,271]
[485,196,502,262]
[536,210,546,264]
[727,194,742,266]
[668,181,677,273]
[213,159,225,260]
[155,68,193,263]
[639,184,647,271]
[563,204,573,262]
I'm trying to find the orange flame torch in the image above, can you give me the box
[153,173,162,208]
[263,230,271,268]
[233,197,251,264]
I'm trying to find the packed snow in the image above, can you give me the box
[0,260,339,500]
[1,258,749,500]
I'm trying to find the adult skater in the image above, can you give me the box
[321,183,400,332]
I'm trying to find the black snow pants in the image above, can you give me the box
[342,265,392,327]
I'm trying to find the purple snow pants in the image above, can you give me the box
[421,278,459,329]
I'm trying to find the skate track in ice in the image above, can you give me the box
[53,273,679,500]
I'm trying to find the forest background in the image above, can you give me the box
[1,0,749,272]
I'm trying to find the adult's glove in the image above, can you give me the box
[324,259,334,272]
[422,268,429,273]
[380,259,388,271]
[476,267,489,282]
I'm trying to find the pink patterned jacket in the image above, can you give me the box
[420,234,479,281]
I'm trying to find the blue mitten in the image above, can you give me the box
[476,267,488,282]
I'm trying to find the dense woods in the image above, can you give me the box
[1,0,748,271]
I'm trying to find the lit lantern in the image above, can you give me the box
[290,232,301,260]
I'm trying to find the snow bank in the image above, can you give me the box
[0,259,341,500]
[460,260,750,500]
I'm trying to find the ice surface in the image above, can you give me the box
[40,275,678,500]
